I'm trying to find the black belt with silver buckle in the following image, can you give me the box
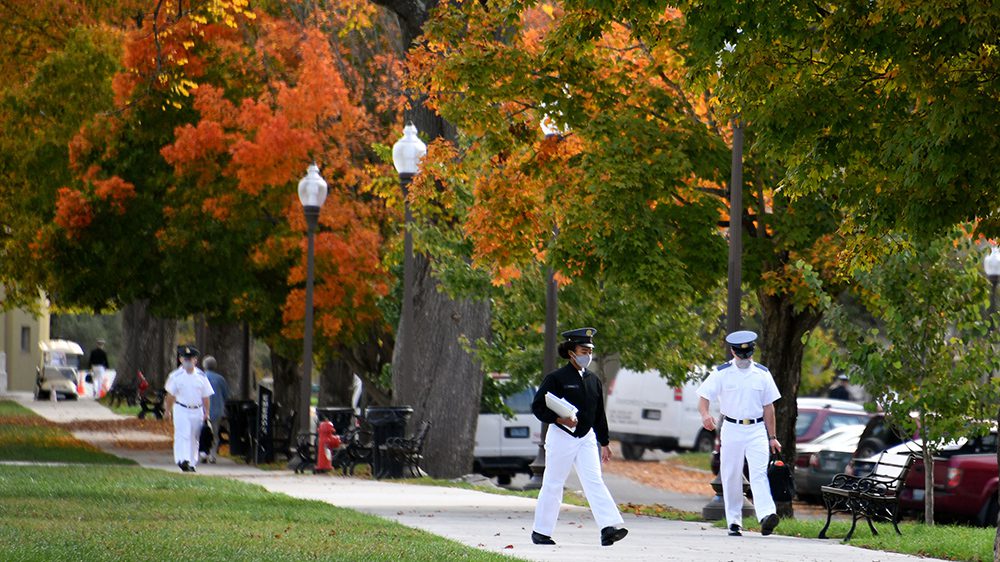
[176,402,201,409]
[724,415,764,425]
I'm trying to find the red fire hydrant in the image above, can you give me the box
[314,420,341,473]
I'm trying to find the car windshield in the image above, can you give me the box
[504,388,535,414]
[796,412,817,437]
[809,424,865,446]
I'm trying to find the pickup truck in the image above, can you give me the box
[898,433,998,526]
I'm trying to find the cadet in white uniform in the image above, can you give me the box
[530,328,627,547]
[697,330,782,537]
[164,345,213,472]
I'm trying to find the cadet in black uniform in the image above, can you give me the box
[530,328,628,546]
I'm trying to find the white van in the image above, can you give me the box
[474,386,542,484]
[606,368,717,460]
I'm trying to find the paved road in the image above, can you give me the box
[4,393,948,562]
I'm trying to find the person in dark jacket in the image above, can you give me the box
[530,327,627,547]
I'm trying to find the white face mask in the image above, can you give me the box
[573,353,592,370]
[734,357,751,369]
[182,359,195,371]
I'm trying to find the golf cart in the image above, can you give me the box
[34,340,84,401]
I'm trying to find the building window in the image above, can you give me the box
[21,326,30,352]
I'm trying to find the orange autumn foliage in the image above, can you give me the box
[159,15,391,344]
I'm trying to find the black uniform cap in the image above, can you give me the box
[178,345,200,358]
[561,327,596,348]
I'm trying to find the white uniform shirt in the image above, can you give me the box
[697,361,780,419]
[164,367,213,407]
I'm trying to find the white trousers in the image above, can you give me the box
[720,420,775,526]
[533,428,624,536]
[172,405,204,466]
[92,366,105,397]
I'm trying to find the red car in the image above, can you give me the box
[898,433,998,526]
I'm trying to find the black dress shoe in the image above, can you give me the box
[728,524,742,536]
[531,531,555,545]
[600,526,628,546]
[760,513,779,536]
[179,461,195,473]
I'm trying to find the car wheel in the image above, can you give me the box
[620,442,645,461]
[693,430,715,453]
[497,474,512,486]
[980,496,999,527]
[855,438,885,459]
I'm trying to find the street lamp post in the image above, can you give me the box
[392,123,428,387]
[526,115,566,489]
[986,246,1000,323]
[297,164,328,437]
[725,121,744,341]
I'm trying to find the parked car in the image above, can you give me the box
[34,340,84,401]
[793,424,866,502]
[712,398,871,474]
[605,368,718,460]
[851,413,921,460]
[848,440,923,477]
[474,385,541,484]
[794,398,870,443]
[898,430,998,525]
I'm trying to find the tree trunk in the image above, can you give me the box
[269,349,300,420]
[338,327,394,407]
[195,316,247,398]
[393,253,490,478]
[923,447,935,525]
[995,406,1000,561]
[121,300,176,388]
[374,0,491,478]
[759,289,822,517]
[319,355,354,408]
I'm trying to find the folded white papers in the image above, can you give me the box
[545,392,578,420]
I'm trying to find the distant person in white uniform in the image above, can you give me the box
[164,345,213,473]
[697,330,781,537]
[88,339,109,397]
[530,327,627,547]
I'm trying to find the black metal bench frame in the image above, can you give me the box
[337,420,375,476]
[378,420,431,479]
[138,389,165,420]
[818,451,916,541]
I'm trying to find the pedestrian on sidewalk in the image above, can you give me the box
[697,330,782,537]
[201,355,229,464]
[164,345,213,473]
[530,327,628,547]
[88,339,109,397]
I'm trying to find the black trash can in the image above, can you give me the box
[365,406,413,478]
[225,400,256,458]
[316,406,355,436]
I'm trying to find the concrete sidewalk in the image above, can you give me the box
[6,393,946,562]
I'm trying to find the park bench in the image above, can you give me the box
[138,389,165,420]
[378,420,431,479]
[818,451,916,541]
[106,371,141,407]
[337,419,376,476]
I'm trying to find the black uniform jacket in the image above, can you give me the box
[531,363,611,446]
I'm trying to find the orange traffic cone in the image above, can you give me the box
[77,373,86,396]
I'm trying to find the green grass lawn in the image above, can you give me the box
[0,401,132,465]
[668,451,712,472]
[0,401,521,562]
[725,515,993,561]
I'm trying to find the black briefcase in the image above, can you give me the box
[199,420,214,454]
[768,456,795,502]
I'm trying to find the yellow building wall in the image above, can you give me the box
[1,288,50,392]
